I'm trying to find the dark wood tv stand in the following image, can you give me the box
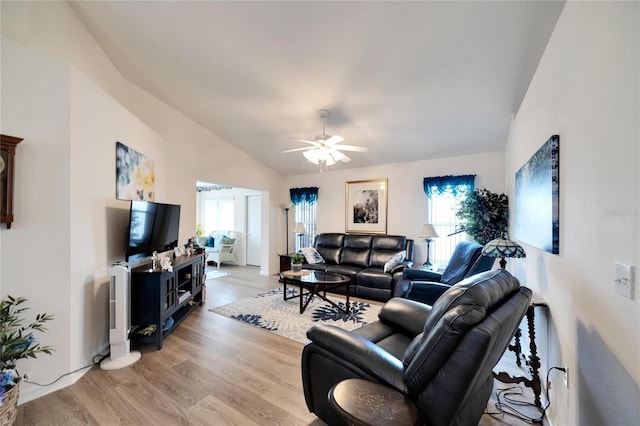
[130,253,205,349]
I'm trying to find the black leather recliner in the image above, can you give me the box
[301,269,532,426]
[394,241,495,305]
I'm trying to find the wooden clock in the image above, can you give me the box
[1,134,23,229]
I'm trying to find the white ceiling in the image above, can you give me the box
[70,1,565,176]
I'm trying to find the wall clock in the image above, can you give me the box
[1,134,23,229]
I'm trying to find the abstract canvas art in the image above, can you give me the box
[115,142,155,201]
[345,178,388,234]
[514,135,560,254]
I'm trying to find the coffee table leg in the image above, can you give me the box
[345,284,350,314]
[283,277,287,301]
[300,284,318,314]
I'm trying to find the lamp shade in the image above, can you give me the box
[293,222,307,234]
[482,235,526,268]
[418,223,439,239]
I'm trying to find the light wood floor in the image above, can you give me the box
[16,265,532,425]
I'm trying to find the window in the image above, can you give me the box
[290,186,319,252]
[202,197,234,233]
[424,175,475,266]
[295,201,317,252]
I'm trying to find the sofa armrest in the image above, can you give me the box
[402,268,442,282]
[378,298,432,336]
[390,260,413,274]
[307,325,406,391]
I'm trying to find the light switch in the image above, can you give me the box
[614,262,634,300]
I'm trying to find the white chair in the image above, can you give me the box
[204,230,238,268]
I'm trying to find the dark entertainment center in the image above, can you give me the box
[130,253,205,349]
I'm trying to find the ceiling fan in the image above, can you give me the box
[282,109,368,170]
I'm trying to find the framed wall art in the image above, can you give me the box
[345,178,388,234]
[514,135,560,254]
[116,141,155,201]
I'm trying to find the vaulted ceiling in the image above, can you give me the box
[70,1,565,176]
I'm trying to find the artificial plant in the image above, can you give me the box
[456,188,509,245]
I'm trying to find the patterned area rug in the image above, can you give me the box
[210,287,381,344]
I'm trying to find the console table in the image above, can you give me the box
[130,253,205,349]
[494,294,547,407]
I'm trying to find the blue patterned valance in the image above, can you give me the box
[290,187,319,205]
[423,175,475,198]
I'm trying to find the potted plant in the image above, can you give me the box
[0,296,53,423]
[290,253,305,272]
[456,188,509,245]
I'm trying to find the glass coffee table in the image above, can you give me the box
[280,269,351,314]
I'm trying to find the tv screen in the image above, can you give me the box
[126,200,181,262]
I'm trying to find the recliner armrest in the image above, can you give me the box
[307,325,406,392]
[406,281,451,306]
[402,268,442,282]
[378,298,432,336]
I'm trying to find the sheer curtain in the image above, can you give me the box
[423,175,475,266]
[290,187,318,251]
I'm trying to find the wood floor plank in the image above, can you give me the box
[15,265,531,425]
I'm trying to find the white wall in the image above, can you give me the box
[1,1,285,404]
[285,151,505,264]
[0,37,73,402]
[505,2,639,425]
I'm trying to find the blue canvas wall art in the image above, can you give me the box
[514,135,559,254]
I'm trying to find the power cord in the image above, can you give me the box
[23,352,110,387]
[486,366,567,424]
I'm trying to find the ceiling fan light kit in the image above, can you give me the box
[283,109,367,171]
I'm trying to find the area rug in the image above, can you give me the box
[209,287,381,344]
[205,269,231,280]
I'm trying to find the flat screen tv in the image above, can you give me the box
[126,200,181,262]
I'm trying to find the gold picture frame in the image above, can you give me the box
[345,178,388,234]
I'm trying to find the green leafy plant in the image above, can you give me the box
[0,296,54,403]
[290,254,305,264]
[456,188,509,245]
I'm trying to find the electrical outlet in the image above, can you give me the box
[563,368,569,387]
[614,262,634,299]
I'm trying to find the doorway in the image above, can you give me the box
[196,182,262,267]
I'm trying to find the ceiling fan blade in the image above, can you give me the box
[324,135,344,146]
[334,144,368,152]
[290,137,321,147]
[282,147,314,153]
[337,152,352,162]
[328,149,351,163]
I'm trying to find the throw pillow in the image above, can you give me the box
[384,250,406,273]
[207,236,215,247]
[222,236,235,245]
[300,247,325,264]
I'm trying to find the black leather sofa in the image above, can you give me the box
[302,233,413,302]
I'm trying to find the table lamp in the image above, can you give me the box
[418,223,439,266]
[482,234,526,269]
[294,222,307,251]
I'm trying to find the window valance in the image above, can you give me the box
[290,187,319,205]
[423,175,475,198]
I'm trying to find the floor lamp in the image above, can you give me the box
[419,223,439,267]
[279,203,293,254]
